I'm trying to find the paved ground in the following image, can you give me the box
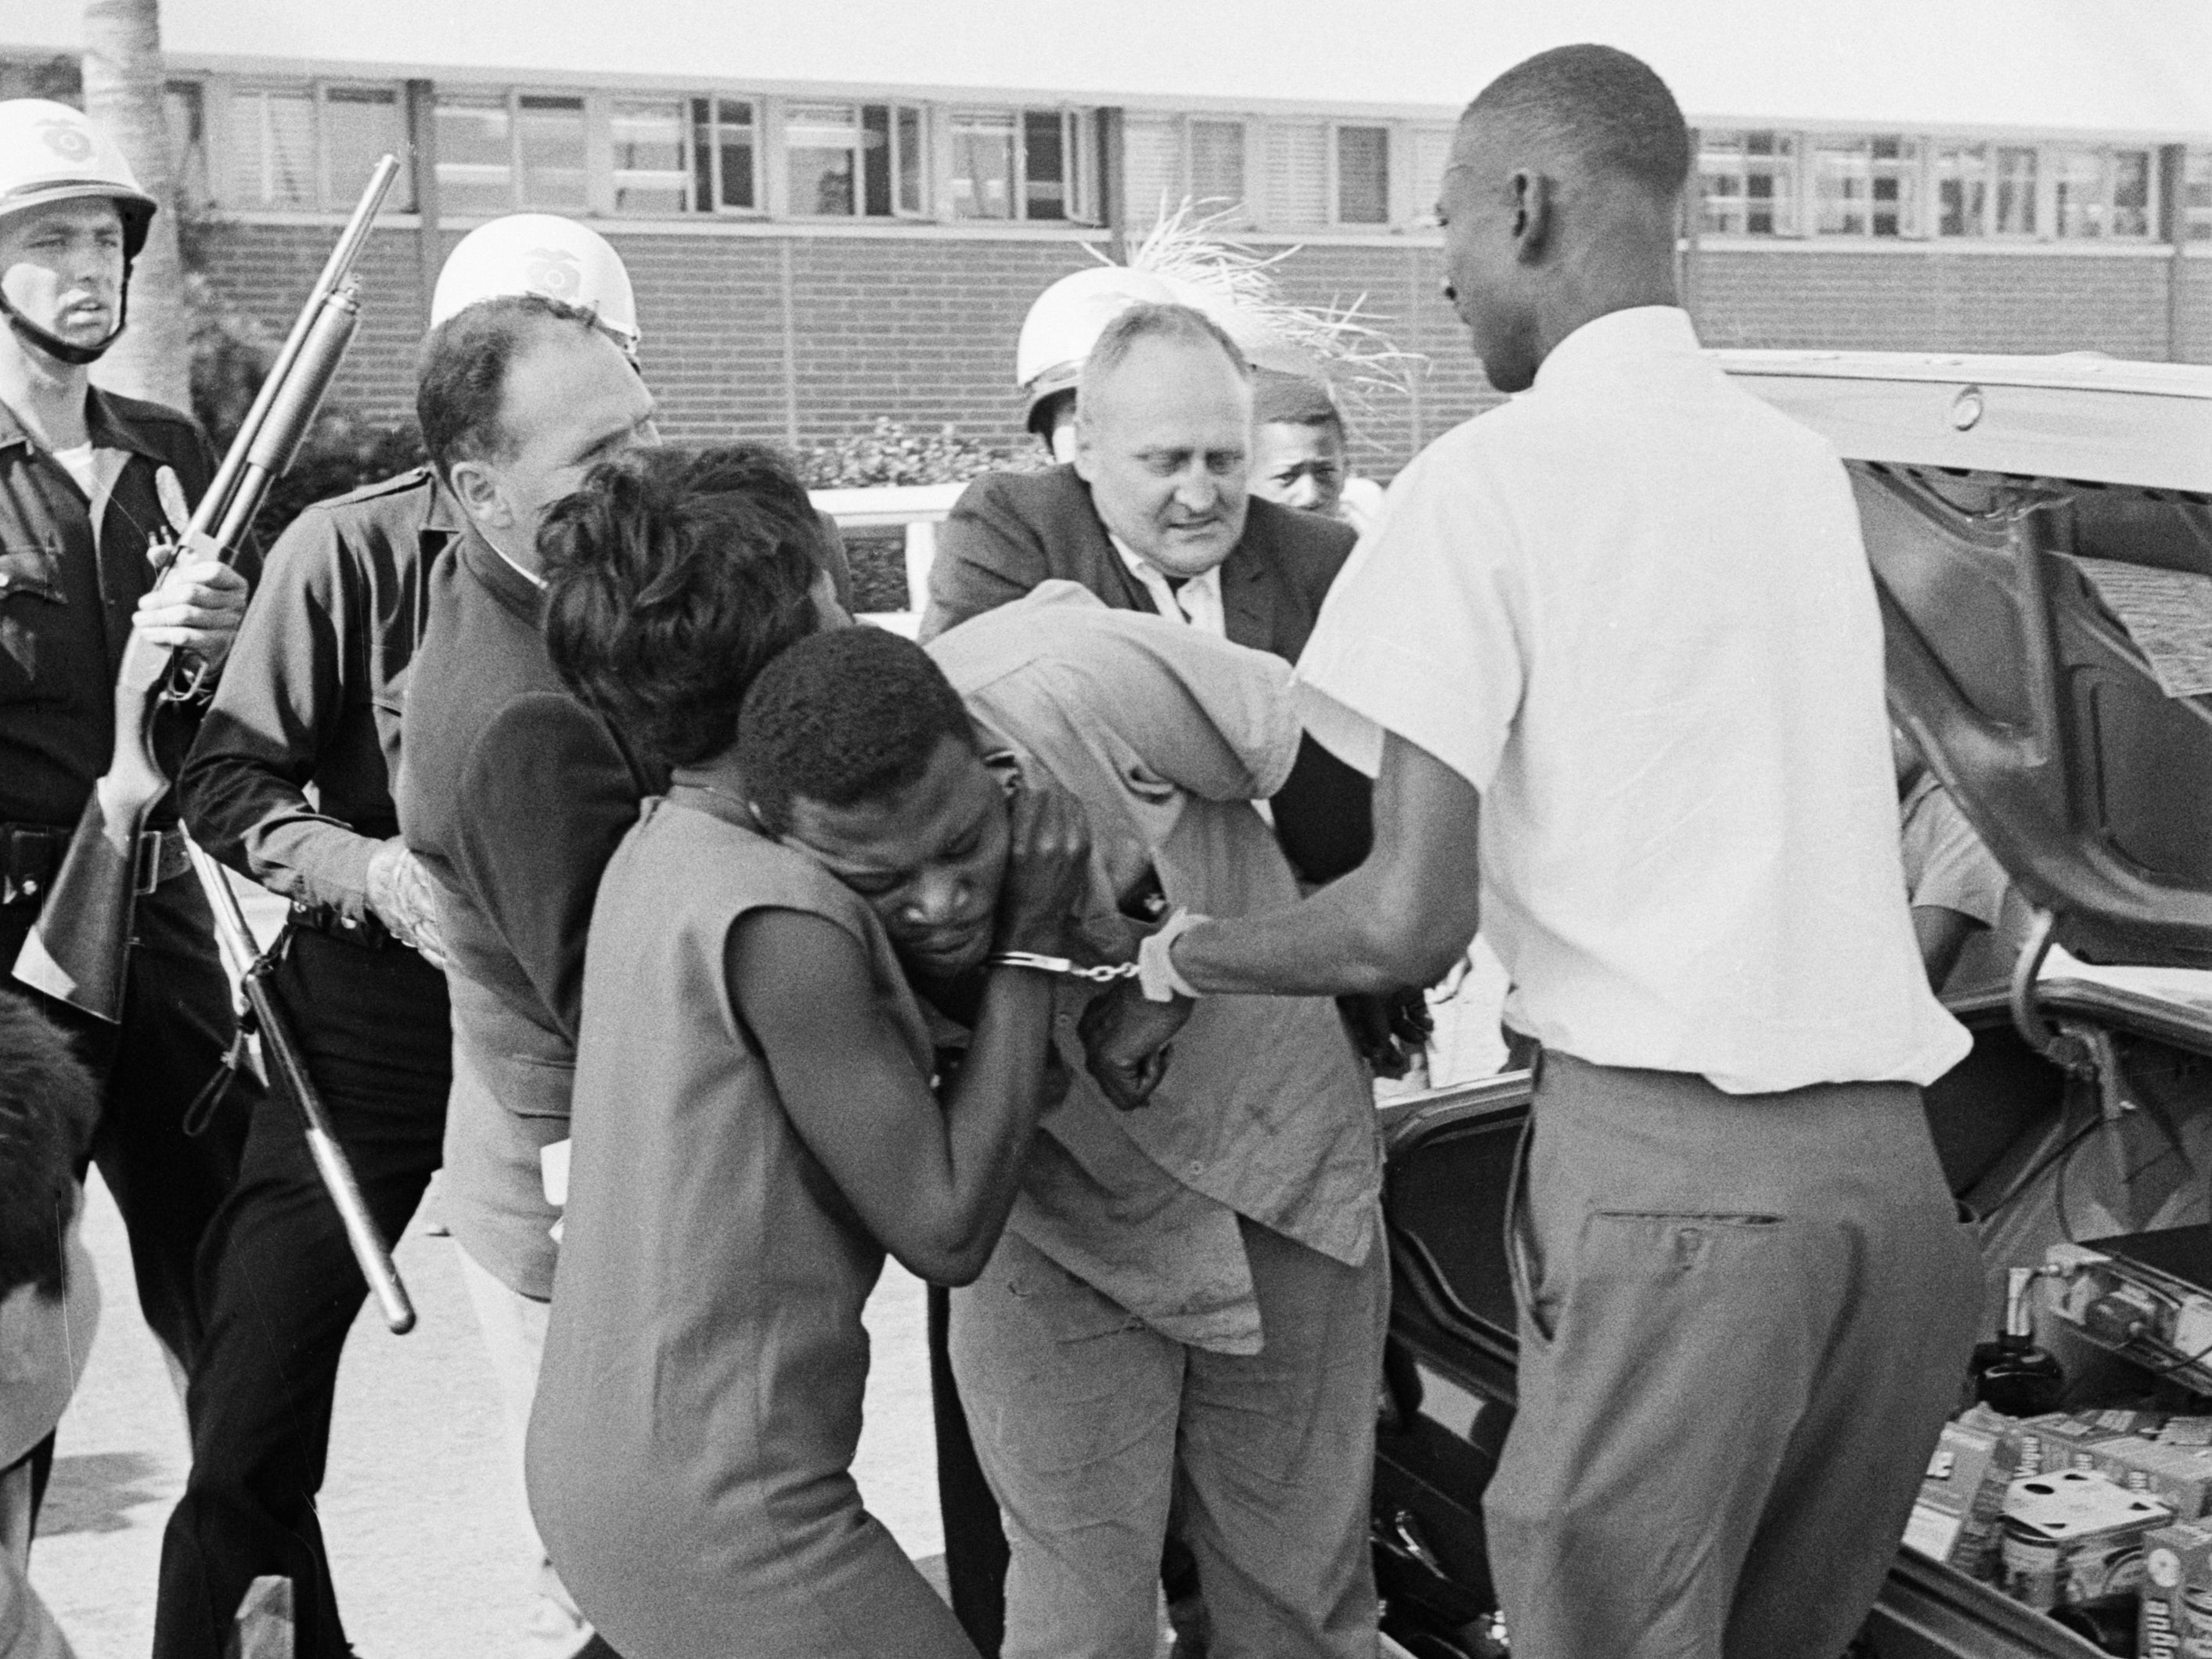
[30,1168,946,1657]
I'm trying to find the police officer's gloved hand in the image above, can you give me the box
[366,838,448,969]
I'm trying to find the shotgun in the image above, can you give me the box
[14,157,418,1334]
[14,153,401,1019]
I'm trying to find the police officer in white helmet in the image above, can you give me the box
[155,213,643,1659]
[0,95,256,1525]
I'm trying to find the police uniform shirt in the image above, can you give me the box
[0,389,227,833]
[1292,305,1969,1094]
[181,468,464,932]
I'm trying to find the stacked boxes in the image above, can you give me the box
[1998,1468,2171,1610]
[1906,1419,2023,1579]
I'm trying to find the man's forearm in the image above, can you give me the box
[1169,871,1443,999]
[180,751,381,918]
[1169,731,1486,999]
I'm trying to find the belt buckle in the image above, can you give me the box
[135,830,166,896]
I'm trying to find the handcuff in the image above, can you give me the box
[987,952,1140,984]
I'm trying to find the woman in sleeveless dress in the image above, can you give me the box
[519,444,1088,1657]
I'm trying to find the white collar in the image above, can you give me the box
[1109,534,1223,596]
[1533,305,1702,392]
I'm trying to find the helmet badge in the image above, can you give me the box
[38,120,94,164]
[521,247,583,302]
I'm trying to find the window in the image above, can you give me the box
[1934,145,1988,236]
[1022,110,1068,220]
[517,95,585,210]
[1699,131,1797,236]
[1188,119,1246,213]
[434,95,513,214]
[2187,151,2212,243]
[1336,124,1389,225]
[610,99,686,214]
[227,84,413,213]
[2049,146,2152,239]
[784,102,923,218]
[1265,121,1331,226]
[949,110,1017,218]
[1813,135,1919,236]
[1994,146,2037,236]
[947,107,1089,221]
[229,86,316,209]
[433,92,586,214]
[683,98,757,212]
[322,85,402,207]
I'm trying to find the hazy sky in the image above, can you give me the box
[9,0,2210,135]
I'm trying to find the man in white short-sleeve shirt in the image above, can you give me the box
[1083,45,1983,1659]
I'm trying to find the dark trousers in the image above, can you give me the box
[152,930,449,1659]
[0,873,253,1375]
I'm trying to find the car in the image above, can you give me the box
[1370,348,2212,1659]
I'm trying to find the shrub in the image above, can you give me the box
[794,418,1047,489]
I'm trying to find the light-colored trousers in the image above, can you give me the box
[1486,1049,1983,1659]
[455,1247,596,1659]
[951,1216,1386,1659]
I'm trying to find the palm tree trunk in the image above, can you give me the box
[81,0,191,412]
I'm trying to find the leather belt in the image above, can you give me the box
[2,821,189,908]
[287,901,395,951]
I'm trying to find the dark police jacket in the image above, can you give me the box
[920,463,1371,882]
[0,389,230,833]
[182,468,463,936]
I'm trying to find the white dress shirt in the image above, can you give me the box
[1292,306,1967,1093]
[1112,535,1226,638]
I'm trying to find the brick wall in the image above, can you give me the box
[1688,247,2189,362]
[2179,254,2212,368]
[190,224,2212,478]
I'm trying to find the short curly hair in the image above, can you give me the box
[0,995,98,1300]
[1463,44,1691,202]
[737,627,976,834]
[541,444,828,767]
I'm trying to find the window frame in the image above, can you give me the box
[1807,132,1925,239]
[1184,114,1252,221]
[942,105,1097,225]
[223,77,414,214]
[1696,128,1804,239]
[1329,121,1392,228]
[776,98,930,220]
[428,86,594,217]
[2044,143,2157,241]
[2185,149,2212,243]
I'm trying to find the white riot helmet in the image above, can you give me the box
[1015,265,1178,435]
[431,214,640,359]
[0,99,159,365]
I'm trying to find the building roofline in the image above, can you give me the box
[9,41,2208,146]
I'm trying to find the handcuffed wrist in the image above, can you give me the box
[1137,909,1209,1002]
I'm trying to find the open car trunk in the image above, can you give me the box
[1371,988,2212,1659]
[1370,363,2212,1657]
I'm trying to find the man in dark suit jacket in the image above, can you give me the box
[923,305,1369,884]
[921,462,1352,659]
